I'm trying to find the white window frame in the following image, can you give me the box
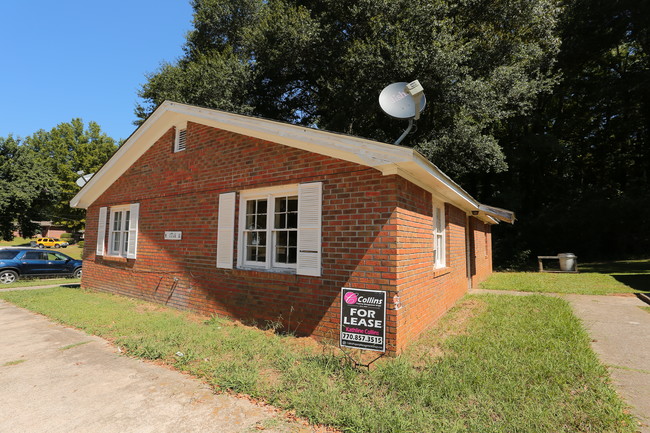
[433,200,446,269]
[237,185,299,271]
[108,205,131,257]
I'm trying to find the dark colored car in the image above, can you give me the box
[0,248,82,284]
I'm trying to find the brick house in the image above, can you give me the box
[71,101,513,354]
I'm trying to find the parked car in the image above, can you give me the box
[35,237,69,249]
[0,248,82,284]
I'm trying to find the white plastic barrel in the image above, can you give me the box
[558,253,576,271]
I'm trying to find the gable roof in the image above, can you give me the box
[70,101,514,224]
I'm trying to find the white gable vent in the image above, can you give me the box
[174,127,187,153]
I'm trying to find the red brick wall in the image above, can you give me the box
[82,121,491,353]
[468,217,492,287]
[392,187,470,352]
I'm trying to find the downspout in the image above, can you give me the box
[466,214,472,290]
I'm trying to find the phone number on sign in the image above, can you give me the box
[341,333,383,344]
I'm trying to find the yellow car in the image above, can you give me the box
[35,237,69,249]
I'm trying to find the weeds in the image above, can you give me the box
[0,287,635,433]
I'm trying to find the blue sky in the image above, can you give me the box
[1,1,194,142]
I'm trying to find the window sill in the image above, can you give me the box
[99,255,129,263]
[432,267,451,278]
[236,265,296,275]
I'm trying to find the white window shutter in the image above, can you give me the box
[217,192,236,269]
[127,203,140,259]
[96,207,107,256]
[297,182,322,276]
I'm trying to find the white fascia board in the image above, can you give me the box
[377,155,481,212]
[70,105,170,209]
[164,102,413,167]
[478,204,516,224]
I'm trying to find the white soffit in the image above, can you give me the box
[71,101,511,223]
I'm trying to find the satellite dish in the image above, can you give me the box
[75,173,94,187]
[379,80,426,145]
[379,82,426,119]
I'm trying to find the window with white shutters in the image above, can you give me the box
[228,182,322,275]
[105,203,140,259]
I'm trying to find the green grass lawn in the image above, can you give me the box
[0,277,80,289]
[482,259,650,295]
[0,287,634,433]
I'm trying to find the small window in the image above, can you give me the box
[0,251,19,259]
[433,201,446,269]
[24,251,44,260]
[47,252,67,261]
[109,206,131,257]
[174,128,187,153]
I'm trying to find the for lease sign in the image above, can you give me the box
[340,288,386,352]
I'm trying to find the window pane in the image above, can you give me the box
[247,246,258,261]
[277,231,288,247]
[276,246,287,263]
[275,213,286,229]
[257,211,267,229]
[123,233,129,254]
[257,199,267,214]
[257,232,267,247]
[124,211,130,231]
[276,197,287,213]
[288,247,297,264]
[113,211,122,231]
[113,232,121,253]
[246,215,256,229]
[288,197,298,212]
[287,213,297,229]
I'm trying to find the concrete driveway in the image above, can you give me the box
[471,289,650,433]
[0,300,319,433]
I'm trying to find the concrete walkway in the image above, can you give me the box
[471,289,650,433]
[0,300,319,433]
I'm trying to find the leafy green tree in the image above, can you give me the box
[25,119,117,231]
[137,0,563,178]
[0,136,59,240]
[486,0,650,266]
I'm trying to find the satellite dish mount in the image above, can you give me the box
[379,80,426,145]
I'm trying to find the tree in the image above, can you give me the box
[137,0,563,178]
[484,0,650,266]
[25,119,118,231]
[0,136,59,240]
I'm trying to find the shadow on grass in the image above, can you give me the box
[611,274,650,293]
[580,259,650,274]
